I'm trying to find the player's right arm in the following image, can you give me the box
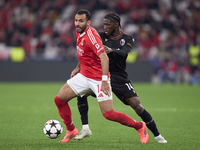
[70,62,80,78]
[98,52,111,96]
[88,28,111,96]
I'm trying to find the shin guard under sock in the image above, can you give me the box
[103,109,142,130]
[54,96,75,131]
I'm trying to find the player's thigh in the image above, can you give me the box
[88,79,113,114]
[57,83,77,101]
[112,81,138,104]
[88,78,113,101]
[67,73,91,97]
[126,96,141,108]
[98,100,113,114]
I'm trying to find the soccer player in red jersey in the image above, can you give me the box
[54,9,149,143]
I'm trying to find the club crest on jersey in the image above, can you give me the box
[120,39,125,46]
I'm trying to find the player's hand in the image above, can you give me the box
[101,81,111,96]
[70,67,80,78]
[103,45,113,54]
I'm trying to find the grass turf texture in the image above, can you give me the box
[0,82,199,150]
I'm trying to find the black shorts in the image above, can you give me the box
[111,80,138,105]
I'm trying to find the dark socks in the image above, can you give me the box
[77,96,89,125]
[139,109,160,137]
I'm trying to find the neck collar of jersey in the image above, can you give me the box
[79,26,90,37]
[109,32,124,40]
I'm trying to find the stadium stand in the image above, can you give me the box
[0,0,200,84]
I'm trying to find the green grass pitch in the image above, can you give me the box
[0,82,199,150]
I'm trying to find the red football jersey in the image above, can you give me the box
[76,26,109,81]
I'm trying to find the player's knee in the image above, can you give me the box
[103,109,116,121]
[128,97,141,108]
[134,103,144,115]
[54,96,67,107]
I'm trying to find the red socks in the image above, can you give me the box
[54,96,142,131]
[103,109,142,130]
[54,96,75,131]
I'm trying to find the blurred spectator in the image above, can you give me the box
[35,36,46,56]
[158,53,178,83]
[176,50,190,84]
[0,29,6,43]
[188,41,200,84]
[10,30,22,47]
[188,41,200,74]
[21,35,32,61]
[190,66,200,85]
[10,47,25,62]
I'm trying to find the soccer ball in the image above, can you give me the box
[43,119,63,139]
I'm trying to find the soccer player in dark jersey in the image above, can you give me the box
[74,12,167,143]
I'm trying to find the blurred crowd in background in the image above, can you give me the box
[0,0,200,84]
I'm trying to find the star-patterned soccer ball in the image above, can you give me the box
[43,119,63,139]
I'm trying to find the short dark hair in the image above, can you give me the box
[76,9,91,20]
[104,13,121,27]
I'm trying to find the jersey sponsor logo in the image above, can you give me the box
[98,93,104,98]
[77,46,84,56]
[105,38,108,41]
[120,39,125,46]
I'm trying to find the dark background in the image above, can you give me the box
[0,62,152,82]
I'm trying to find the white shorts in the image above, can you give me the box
[67,73,113,102]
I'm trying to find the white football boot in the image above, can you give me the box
[74,128,92,140]
[155,135,167,143]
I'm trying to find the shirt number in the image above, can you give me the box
[97,84,103,93]
[125,83,134,90]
